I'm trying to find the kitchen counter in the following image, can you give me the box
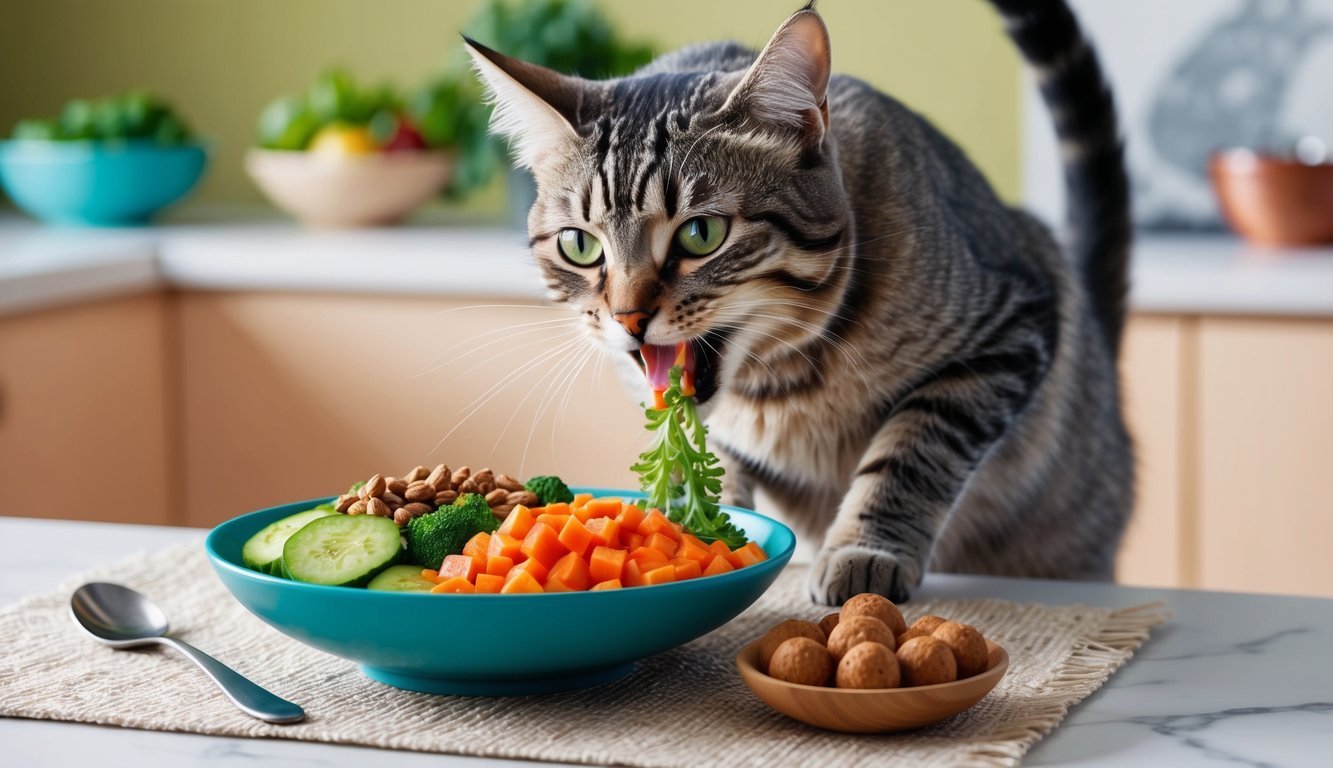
[2,516,1330,767]
[4,209,1333,317]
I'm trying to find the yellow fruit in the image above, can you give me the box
[308,124,377,156]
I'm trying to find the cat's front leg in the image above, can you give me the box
[808,354,1044,604]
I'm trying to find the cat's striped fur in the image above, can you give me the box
[465,0,1132,603]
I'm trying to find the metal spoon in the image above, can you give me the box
[70,582,305,724]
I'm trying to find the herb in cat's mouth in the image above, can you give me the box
[631,355,746,548]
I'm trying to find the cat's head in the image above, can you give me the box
[465,8,850,403]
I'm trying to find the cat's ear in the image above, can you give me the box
[463,37,585,169]
[725,9,831,142]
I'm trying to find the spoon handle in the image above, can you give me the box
[156,637,305,723]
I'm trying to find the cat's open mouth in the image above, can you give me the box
[631,332,725,405]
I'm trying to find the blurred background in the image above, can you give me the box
[0,0,1329,597]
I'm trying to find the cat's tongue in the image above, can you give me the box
[641,342,695,396]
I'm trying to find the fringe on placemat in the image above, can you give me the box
[955,602,1172,766]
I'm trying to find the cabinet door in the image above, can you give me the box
[178,293,644,527]
[1116,316,1187,587]
[0,295,173,524]
[1198,318,1333,597]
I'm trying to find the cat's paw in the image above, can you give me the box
[808,545,921,605]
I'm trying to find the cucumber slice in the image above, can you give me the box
[366,564,438,593]
[281,514,402,586]
[242,508,338,575]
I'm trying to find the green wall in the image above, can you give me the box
[0,0,1021,207]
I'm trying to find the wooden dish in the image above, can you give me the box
[736,638,1008,733]
[1209,149,1333,246]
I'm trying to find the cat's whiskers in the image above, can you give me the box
[508,338,596,476]
[438,326,582,383]
[412,315,581,379]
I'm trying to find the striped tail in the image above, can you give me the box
[989,0,1132,356]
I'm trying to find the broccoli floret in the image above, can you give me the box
[406,493,499,569]
[524,475,574,505]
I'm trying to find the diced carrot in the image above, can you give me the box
[420,568,440,582]
[474,573,504,593]
[708,540,731,560]
[508,557,549,585]
[500,570,544,594]
[588,545,627,583]
[485,555,515,577]
[702,555,735,577]
[548,551,591,591]
[462,532,491,562]
[678,534,712,564]
[571,492,594,509]
[585,498,622,519]
[644,531,680,558]
[521,522,567,567]
[639,509,680,540]
[642,564,677,585]
[439,554,481,582]
[727,541,768,569]
[623,559,647,587]
[627,546,670,570]
[583,516,621,549]
[624,532,645,551]
[431,576,474,594]
[487,532,523,560]
[497,506,535,539]
[543,502,571,517]
[590,578,623,590]
[557,516,597,558]
[544,577,575,592]
[536,513,571,532]
[672,558,703,581]
[616,504,645,533]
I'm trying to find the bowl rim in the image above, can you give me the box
[735,636,1009,696]
[205,487,797,600]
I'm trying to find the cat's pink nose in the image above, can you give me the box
[613,308,655,340]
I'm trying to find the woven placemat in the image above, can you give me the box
[0,541,1166,767]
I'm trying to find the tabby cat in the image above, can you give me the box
[465,0,1132,603]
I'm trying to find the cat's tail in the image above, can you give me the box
[989,0,1131,356]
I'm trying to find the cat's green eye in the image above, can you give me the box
[557,228,604,267]
[675,216,728,257]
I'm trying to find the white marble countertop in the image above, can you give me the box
[2,516,1330,767]
[3,208,1333,318]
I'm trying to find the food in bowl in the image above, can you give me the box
[10,91,194,145]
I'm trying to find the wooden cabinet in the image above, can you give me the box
[175,293,642,527]
[0,295,175,525]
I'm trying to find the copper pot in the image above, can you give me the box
[1209,149,1333,247]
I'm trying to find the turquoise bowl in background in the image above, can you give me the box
[205,488,795,696]
[0,139,207,225]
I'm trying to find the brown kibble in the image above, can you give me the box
[841,593,907,637]
[817,613,840,638]
[932,621,989,678]
[402,502,433,516]
[485,488,509,506]
[366,497,390,517]
[426,464,451,490]
[896,636,958,687]
[898,614,949,646]
[472,468,494,486]
[451,466,471,486]
[767,637,832,687]
[393,508,412,527]
[496,474,525,492]
[385,477,407,496]
[405,481,436,503]
[759,620,827,670]
[364,474,386,499]
[506,490,539,507]
[381,492,404,508]
[347,499,368,516]
[835,642,901,689]
[406,465,430,483]
[827,615,896,662]
[490,504,514,519]
[457,478,480,495]
[435,490,458,506]
[334,494,357,513]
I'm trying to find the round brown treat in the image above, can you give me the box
[841,593,907,637]
[758,620,827,670]
[817,612,840,639]
[826,615,895,662]
[767,637,832,686]
[932,621,989,678]
[910,614,948,634]
[896,636,957,687]
[835,641,901,689]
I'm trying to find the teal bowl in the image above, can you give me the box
[205,488,795,696]
[0,139,207,225]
